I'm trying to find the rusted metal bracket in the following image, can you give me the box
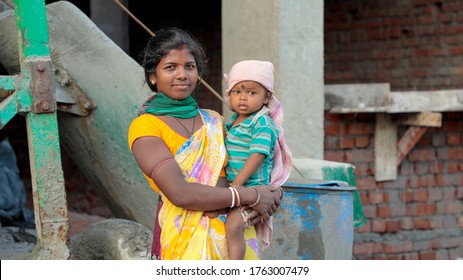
[54,66,96,116]
[30,60,56,114]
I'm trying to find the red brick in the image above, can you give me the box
[446,133,461,145]
[372,220,387,233]
[408,203,434,216]
[353,242,383,255]
[354,136,370,148]
[347,123,374,135]
[450,46,463,55]
[377,206,392,218]
[384,241,413,254]
[436,175,445,187]
[416,174,436,188]
[340,137,355,149]
[359,193,368,205]
[446,161,459,173]
[356,177,376,190]
[386,220,400,233]
[400,191,414,203]
[416,203,437,215]
[325,122,344,136]
[415,190,428,202]
[447,147,463,160]
[430,161,443,173]
[415,218,432,229]
[355,221,371,233]
[419,251,436,260]
[382,192,389,203]
[324,113,342,122]
[368,192,384,204]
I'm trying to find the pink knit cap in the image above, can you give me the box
[224,60,275,108]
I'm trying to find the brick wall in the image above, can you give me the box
[325,0,463,90]
[325,0,463,259]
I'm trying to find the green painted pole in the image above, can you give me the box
[13,0,70,259]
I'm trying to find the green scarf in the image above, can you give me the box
[139,92,199,119]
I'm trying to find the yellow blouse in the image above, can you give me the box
[128,113,227,192]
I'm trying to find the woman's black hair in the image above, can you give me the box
[140,27,208,92]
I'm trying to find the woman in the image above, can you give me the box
[128,27,282,260]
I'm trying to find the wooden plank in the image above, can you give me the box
[374,113,397,181]
[397,126,428,166]
[393,112,442,127]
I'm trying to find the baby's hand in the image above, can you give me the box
[203,210,220,218]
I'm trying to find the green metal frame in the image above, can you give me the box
[0,0,70,259]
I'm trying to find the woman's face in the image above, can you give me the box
[150,48,199,100]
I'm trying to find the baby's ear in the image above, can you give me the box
[264,91,273,105]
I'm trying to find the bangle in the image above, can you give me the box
[229,183,243,188]
[277,186,285,200]
[230,187,240,206]
[229,187,235,208]
[249,188,261,208]
[150,158,174,178]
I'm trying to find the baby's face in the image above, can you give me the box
[229,81,271,116]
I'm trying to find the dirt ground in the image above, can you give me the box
[0,211,107,260]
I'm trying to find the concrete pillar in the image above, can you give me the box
[90,0,129,52]
[222,0,324,159]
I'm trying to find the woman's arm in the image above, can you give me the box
[132,136,280,213]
